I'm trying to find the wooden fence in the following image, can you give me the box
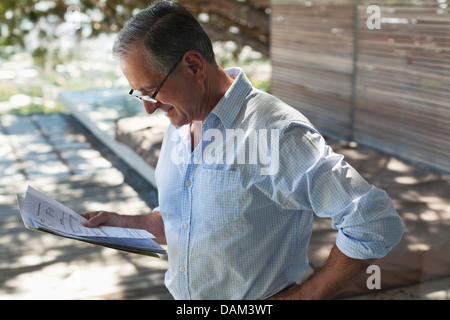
[271,0,450,174]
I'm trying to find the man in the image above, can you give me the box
[82,1,404,299]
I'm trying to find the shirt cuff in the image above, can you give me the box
[335,215,404,260]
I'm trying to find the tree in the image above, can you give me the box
[179,0,270,56]
[0,0,270,57]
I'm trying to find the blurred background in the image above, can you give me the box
[1,0,449,300]
[0,0,271,116]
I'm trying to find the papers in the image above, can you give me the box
[17,186,166,257]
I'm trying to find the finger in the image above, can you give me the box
[82,211,106,228]
[80,211,95,219]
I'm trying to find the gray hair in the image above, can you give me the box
[113,1,216,75]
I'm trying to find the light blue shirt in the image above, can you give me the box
[154,67,404,300]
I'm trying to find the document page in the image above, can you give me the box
[17,186,166,256]
[21,186,153,239]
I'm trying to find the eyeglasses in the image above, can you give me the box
[129,57,181,103]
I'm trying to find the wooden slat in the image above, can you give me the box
[271,0,450,174]
[354,0,450,173]
[271,0,355,140]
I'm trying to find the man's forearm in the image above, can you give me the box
[298,245,373,299]
[270,245,373,300]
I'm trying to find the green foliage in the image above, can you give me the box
[0,0,143,47]
[253,77,271,92]
[0,85,20,101]
[0,0,271,116]
[0,0,270,56]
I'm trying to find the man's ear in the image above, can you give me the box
[183,50,206,82]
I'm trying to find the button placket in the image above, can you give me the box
[178,163,194,298]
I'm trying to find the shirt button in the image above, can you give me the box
[179,266,186,272]
[183,224,189,229]
[185,180,191,187]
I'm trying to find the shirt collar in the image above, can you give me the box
[173,67,253,140]
[206,67,253,129]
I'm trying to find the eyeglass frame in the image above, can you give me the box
[128,57,182,103]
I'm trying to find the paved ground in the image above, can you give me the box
[1,112,449,300]
[0,113,171,300]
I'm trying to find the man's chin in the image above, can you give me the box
[167,116,189,128]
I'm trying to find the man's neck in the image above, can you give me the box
[190,120,203,152]
[190,64,234,151]
[197,64,234,123]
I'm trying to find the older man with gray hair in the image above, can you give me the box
[82,0,404,300]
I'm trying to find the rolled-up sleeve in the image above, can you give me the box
[276,125,404,260]
[305,135,404,259]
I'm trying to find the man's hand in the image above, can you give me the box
[81,210,126,228]
[268,245,373,300]
[81,210,167,245]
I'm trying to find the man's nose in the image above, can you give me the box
[143,100,159,114]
